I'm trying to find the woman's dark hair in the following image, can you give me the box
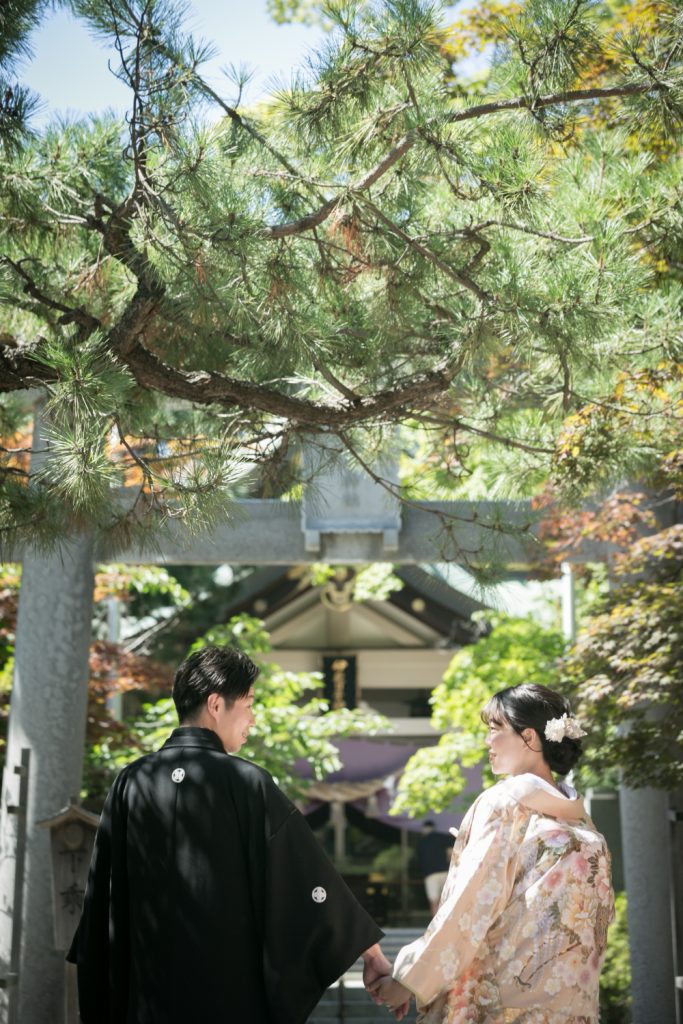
[481,683,582,775]
[173,646,259,723]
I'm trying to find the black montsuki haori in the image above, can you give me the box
[68,727,382,1024]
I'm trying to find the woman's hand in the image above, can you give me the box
[370,976,413,1014]
[362,943,392,1000]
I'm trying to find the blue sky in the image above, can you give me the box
[23,2,327,123]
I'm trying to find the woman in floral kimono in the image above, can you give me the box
[371,683,614,1024]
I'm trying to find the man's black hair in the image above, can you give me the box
[173,646,259,723]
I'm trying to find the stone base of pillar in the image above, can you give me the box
[620,785,677,1024]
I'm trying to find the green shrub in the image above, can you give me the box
[600,891,632,1023]
[370,844,413,882]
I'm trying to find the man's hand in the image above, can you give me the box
[370,976,412,1015]
[361,944,411,1020]
[361,943,392,1002]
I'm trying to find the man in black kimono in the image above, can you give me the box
[68,646,395,1024]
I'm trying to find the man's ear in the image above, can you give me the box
[206,692,221,718]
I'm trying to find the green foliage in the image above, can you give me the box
[308,563,341,587]
[82,610,388,802]
[352,563,404,602]
[39,334,135,425]
[0,0,44,151]
[565,524,683,789]
[95,563,191,605]
[393,613,566,817]
[189,613,274,656]
[188,613,388,793]
[432,613,566,731]
[307,563,404,601]
[0,0,44,67]
[600,892,632,1023]
[83,734,143,804]
[573,562,611,627]
[37,423,116,517]
[0,0,680,557]
[390,731,484,818]
[121,695,179,753]
[266,0,326,25]
[371,842,413,881]
[502,0,604,95]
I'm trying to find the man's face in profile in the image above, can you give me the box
[213,686,256,753]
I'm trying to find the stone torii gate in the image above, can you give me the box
[0,450,678,1024]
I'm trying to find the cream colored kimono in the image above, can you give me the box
[393,774,614,1024]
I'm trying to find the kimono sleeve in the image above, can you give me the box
[393,796,520,1006]
[262,788,383,1024]
[66,771,130,1023]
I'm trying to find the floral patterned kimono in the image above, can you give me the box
[393,774,614,1024]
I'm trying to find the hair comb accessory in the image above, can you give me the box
[544,713,587,742]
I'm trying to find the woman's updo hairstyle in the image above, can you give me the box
[482,683,582,776]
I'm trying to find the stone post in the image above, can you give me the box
[620,785,677,1023]
[331,800,347,864]
[0,405,95,1024]
[560,561,576,642]
[0,534,94,1024]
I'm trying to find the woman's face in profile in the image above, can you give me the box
[485,717,539,776]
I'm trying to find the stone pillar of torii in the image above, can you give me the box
[0,438,678,1024]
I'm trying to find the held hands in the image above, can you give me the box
[361,945,412,1021]
[362,945,392,998]
[370,976,412,1017]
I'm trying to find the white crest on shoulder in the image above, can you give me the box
[171,768,185,783]
[312,886,327,903]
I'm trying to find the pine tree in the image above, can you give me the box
[0,0,681,550]
[0,0,45,151]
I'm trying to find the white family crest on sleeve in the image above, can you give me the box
[171,768,186,783]
[312,886,327,903]
[544,714,587,742]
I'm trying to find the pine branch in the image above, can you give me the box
[0,442,34,454]
[191,78,321,195]
[2,257,101,334]
[470,220,594,244]
[263,133,415,240]
[446,83,658,124]
[107,288,162,358]
[0,345,52,391]
[134,26,327,200]
[417,414,555,456]
[309,351,361,404]
[119,338,456,426]
[112,415,164,516]
[359,198,491,303]
[100,197,162,293]
[260,82,659,241]
[336,429,532,543]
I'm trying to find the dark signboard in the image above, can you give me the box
[322,655,357,710]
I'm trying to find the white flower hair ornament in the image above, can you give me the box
[544,714,587,743]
